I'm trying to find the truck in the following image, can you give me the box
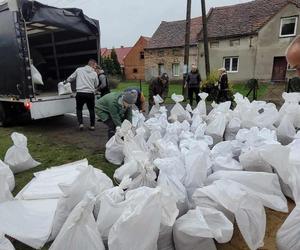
[0,0,100,126]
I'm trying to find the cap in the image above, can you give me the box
[122,90,138,105]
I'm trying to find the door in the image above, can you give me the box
[158,63,164,76]
[272,57,287,82]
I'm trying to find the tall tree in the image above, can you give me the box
[111,48,122,75]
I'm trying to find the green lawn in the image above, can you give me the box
[113,81,270,103]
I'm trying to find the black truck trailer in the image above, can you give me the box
[0,0,100,125]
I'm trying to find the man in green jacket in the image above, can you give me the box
[95,89,138,139]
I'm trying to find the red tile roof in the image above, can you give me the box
[146,16,202,49]
[100,47,132,65]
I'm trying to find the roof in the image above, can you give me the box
[101,47,132,65]
[200,0,300,40]
[146,16,202,49]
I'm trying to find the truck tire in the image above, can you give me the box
[0,102,8,127]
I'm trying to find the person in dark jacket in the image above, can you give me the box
[148,73,169,111]
[185,64,201,106]
[95,90,138,140]
[125,87,146,113]
[95,66,110,97]
[217,67,229,103]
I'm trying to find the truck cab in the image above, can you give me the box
[0,0,100,125]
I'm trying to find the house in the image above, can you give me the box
[197,0,300,82]
[100,46,132,69]
[123,36,150,80]
[144,17,202,81]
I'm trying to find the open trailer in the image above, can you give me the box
[0,0,100,125]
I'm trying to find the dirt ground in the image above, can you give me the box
[9,106,296,250]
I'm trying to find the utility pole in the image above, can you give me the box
[201,0,210,76]
[183,0,192,96]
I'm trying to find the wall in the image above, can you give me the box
[255,3,300,81]
[124,37,148,80]
[198,36,258,82]
[144,46,198,81]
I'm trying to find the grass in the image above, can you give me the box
[113,81,270,103]
[0,127,117,250]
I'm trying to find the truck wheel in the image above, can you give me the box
[0,103,8,127]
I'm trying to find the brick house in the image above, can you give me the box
[197,0,300,82]
[144,17,202,81]
[100,46,132,70]
[123,36,150,80]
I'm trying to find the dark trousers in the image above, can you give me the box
[188,87,200,106]
[76,92,95,126]
[104,117,116,140]
[217,89,229,103]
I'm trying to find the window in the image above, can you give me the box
[230,39,240,47]
[223,57,239,72]
[140,51,144,59]
[158,63,164,75]
[210,41,219,48]
[133,68,138,73]
[172,63,180,76]
[158,50,164,57]
[280,17,298,37]
[172,49,181,56]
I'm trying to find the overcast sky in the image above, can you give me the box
[40,0,250,48]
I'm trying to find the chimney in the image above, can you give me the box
[121,46,124,48]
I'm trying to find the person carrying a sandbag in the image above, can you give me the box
[95,90,138,140]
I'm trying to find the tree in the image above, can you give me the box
[110,48,122,75]
[101,57,114,75]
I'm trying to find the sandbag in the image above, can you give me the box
[105,133,124,165]
[193,180,266,250]
[0,172,13,203]
[49,193,105,250]
[0,232,15,250]
[158,225,174,250]
[113,160,138,182]
[277,114,296,145]
[149,95,164,117]
[173,207,233,250]
[50,166,102,239]
[205,112,227,145]
[31,64,44,85]
[195,92,209,117]
[132,110,146,128]
[4,132,40,173]
[108,187,162,250]
[212,156,243,172]
[169,94,187,122]
[58,82,72,95]
[224,117,241,141]
[0,160,15,192]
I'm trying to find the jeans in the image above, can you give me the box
[76,92,95,126]
[188,87,200,106]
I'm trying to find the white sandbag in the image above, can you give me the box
[277,114,296,145]
[193,180,266,250]
[50,193,105,250]
[113,160,138,182]
[108,187,162,250]
[169,94,186,122]
[16,159,89,200]
[195,92,209,117]
[149,95,164,117]
[212,156,243,172]
[96,176,132,238]
[0,199,58,249]
[50,166,102,239]
[132,110,146,128]
[191,113,204,133]
[4,132,40,173]
[224,117,241,141]
[173,207,233,250]
[158,225,174,250]
[0,172,13,203]
[105,133,124,165]
[0,232,15,250]
[206,171,288,212]
[31,64,44,85]
[0,160,15,192]
[205,113,227,145]
[58,82,72,95]
[277,206,300,250]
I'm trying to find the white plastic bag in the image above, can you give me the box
[196,92,209,117]
[4,132,40,173]
[58,82,72,95]
[31,64,44,85]
[173,207,233,250]
[0,160,15,192]
[0,172,13,203]
[108,187,162,250]
[50,166,102,239]
[105,133,124,165]
[193,180,266,250]
[0,232,15,250]
[169,94,186,122]
[50,193,105,250]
